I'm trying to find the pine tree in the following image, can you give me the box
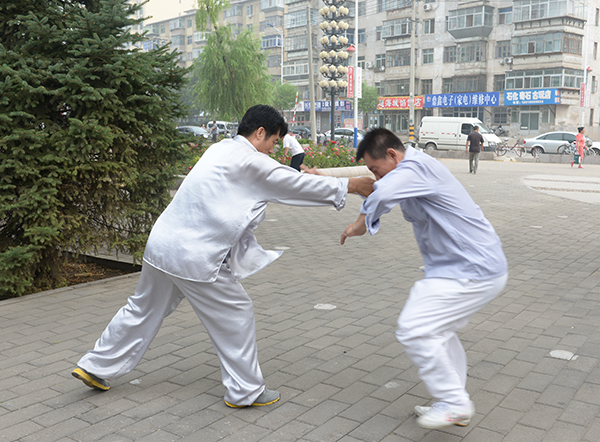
[0,0,189,297]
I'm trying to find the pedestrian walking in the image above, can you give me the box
[210,120,218,142]
[576,126,585,169]
[283,132,305,171]
[340,128,508,429]
[71,105,374,408]
[466,125,484,174]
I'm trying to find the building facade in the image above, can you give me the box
[133,0,600,138]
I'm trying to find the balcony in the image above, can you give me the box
[447,5,494,39]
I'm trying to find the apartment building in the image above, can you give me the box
[133,0,600,137]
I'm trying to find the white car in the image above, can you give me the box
[522,131,600,155]
[177,126,209,139]
[319,128,365,144]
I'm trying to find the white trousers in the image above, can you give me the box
[77,263,265,406]
[396,274,508,406]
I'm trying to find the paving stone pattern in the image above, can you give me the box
[1,160,599,441]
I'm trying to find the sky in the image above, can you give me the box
[141,0,197,23]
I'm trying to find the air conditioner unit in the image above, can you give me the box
[365,61,374,69]
[248,14,252,18]
[423,4,432,11]
[499,58,505,65]
[378,65,386,72]
[505,57,513,64]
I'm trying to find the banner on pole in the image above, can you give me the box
[580,83,586,107]
[347,67,354,98]
[356,67,362,99]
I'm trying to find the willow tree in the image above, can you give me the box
[358,83,380,130]
[0,0,189,297]
[193,0,274,122]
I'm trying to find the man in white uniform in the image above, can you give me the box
[72,105,374,408]
[341,128,507,429]
[283,132,305,171]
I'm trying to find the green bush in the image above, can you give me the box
[0,0,189,298]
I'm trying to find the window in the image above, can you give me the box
[187,35,193,45]
[192,48,202,59]
[443,76,486,93]
[260,0,284,10]
[499,7,512,24]
[359,1,366,16]
[496,40,511,58]
[358,55,365,69]
[285,35,308,51]
[422,48,434,64]
[505,68,583,89]
[187,18,193,28]
[493,108,509,124]
[421,79,433,95]
[376,53,386,68]
[282,61,309,77]
[160,25,165,34]
[423,19,435,34]
[382,18,411,38]
[225,5,242,17]
[387,48,411,66]
[595,42,598,60]
[171,35,185,46]
[376,26,382,41]
[261,35,283,49]
[247,5,254,16]
[358,29,366,43]
[512,32,581,56]
[194,31,209,42]
[443,46,456,63]
[457,41,486,63]
[247,24,253,32]
[513,0,584,21]
[380,0,412,12]
[268,55,279,67]
[170,18,185,30]
[285,10,308,28]
[448,6,493,30]
[593,76,598,93]
[596,8,600,26]
[590,108,594,127]
[261,16,283,31]
[381,79,410,95]
[494,74,505,91]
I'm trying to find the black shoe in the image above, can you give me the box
[72,367,110,391]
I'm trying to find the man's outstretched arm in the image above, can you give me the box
[341,214,367,245]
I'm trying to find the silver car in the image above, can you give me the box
[522,131,600,155]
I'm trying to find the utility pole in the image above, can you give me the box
[409,0,416,142]
[307,3,317,144]
[353,0,358,147]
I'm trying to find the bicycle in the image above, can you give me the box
[557,141,597,156]
[496,138,527,157]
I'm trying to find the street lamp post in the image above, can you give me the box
[267,22,284,85]
[318,1,350,142]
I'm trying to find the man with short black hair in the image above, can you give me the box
[72,105,374,408]
[466,125,484,174]
[341,127,507,429]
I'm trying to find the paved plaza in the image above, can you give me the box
[1,158,600,442]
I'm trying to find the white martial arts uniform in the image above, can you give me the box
[78,135,349,406]
[360,146,508,407]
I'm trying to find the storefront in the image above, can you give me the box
[424,92,500,127]
[504,88,560,136]
[373,96,424,133]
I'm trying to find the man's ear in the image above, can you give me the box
[255,126,266,140]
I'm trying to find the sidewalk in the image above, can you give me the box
[1,159,599,442]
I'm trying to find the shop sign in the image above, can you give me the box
[377,96,424,110]
[424,92,499,108]
[504,89,560,106]
[303,100,352,112]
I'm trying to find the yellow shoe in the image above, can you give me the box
[71,367,110,391]
[224,389,280,408]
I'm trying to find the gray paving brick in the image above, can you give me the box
[499,424,546,442]
[540,420,587,442]
[348,414,400,442]
[303,416,360,442]
[21,417,89,442]
[519,404,563,430]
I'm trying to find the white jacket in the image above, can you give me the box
[143,135,348,282]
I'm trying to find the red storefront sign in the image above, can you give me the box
[377,96,424,110]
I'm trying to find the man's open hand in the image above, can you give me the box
[348,177,375,198]
[341,214,367,245]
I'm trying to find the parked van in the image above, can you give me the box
[213,121,234,137]
[418,117,501,151]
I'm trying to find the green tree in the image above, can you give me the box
[0,0,189,297]
[193,0,274,122]
[272,82,299,116]
[358,83,379,129]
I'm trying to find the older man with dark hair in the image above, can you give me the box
[341,127,507,429]
[72,105,374,408]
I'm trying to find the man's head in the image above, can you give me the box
[473,126,479,132]
[356,128,405,180]
[238,105,288,155]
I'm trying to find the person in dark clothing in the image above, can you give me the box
[465,126,484,174]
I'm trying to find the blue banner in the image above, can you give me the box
[303,100,352,112]
[424,92,500,108]
[504,89,561,106]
